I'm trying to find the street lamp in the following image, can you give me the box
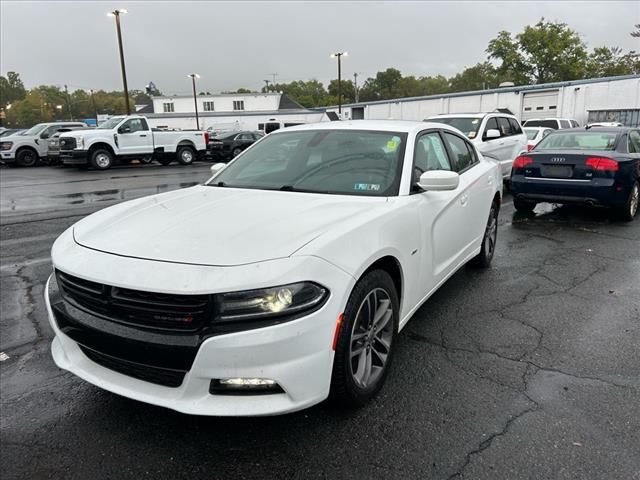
[107,8,130,115]
[330,51,348,118]
[187,73,200,130]
[88,89,98,124]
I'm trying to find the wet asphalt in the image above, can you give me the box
[0,163,638,480]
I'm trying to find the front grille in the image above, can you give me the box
[56,270,213,332]
[59,137,77,150]
[79,345,186,387]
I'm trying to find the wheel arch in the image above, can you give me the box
[87,142,115,157]
[177,140,196,150]
[359,255,404,307]
[15,145,40,158]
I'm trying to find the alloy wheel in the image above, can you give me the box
[630,183,639,218]
[484,205,498,259]
[95,153,111,168]
[348,288,394,389]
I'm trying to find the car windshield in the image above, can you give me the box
[535,131,618,150]
[524,129,539,140]
[97,117,125,129]
[22,124,49,136]
[208,129,407,196]
[523,120,558,129]
[427,117,481,139]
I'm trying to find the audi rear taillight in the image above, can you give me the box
[513,155,533,169]
[527,144,534,151]
[586,157,618,171]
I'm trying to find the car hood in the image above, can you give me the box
[73,185,388,266]
[59,129,104,140]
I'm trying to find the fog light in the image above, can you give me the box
[209,378,284,395]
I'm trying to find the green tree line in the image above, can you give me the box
[1,19,638,126]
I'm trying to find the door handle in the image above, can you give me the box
[460,194,469,206]
[499,142,505,146]
[139,134,147,137]
[487,175,493,185]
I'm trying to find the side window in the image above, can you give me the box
[443,132,475,172]
[484,117,500,139]
[629,131,640,153]
[139,118,149,131]
[560,120,571,129]
[239,133,253,141]
[508,118,523,135]
[497,117,513,137]
[413,132,452,184]
[571,120,579,128]
[121,118,145,133]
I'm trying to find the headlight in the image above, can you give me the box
[50,140,59,147]
[75,137,84,149]
[0,142,13,151]
[219,282,328,321]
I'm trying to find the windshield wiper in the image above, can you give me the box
[278,185,330,193]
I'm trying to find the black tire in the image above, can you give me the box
[513,197,536,213]
[232,147,243,158]
[470,200,499,268]
[90,148,114,170]
[15,148,38,167]
[157,156,173,166]
[140,156,153,164]
[614,181,639,222]
[176,146,195,165]
[330,269,399,408]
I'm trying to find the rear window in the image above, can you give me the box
[427,117,481,139]
[523,120,558,129]
[524,129,539,140]
[535,132,618,151]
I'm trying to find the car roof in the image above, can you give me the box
[559,127,633,134]
[523,118,576,122]
[275,120,462,135]
[427,112,517,119]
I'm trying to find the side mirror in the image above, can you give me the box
[119,126,131,134]
[418,170,460,191]
[210,163,226,175]
[484,129,500,140]
[40,132,50,139]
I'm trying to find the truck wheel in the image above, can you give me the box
[16,148,38,167]
[157,156,173,166]
[90,149,114,170]
[140,155,153,164]
[176,146,195,165]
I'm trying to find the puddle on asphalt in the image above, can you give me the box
[2,182,200,213]
[511,202,618,228]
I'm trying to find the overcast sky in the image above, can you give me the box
[1,1,638,95]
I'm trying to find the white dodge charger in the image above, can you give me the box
[46,121,502,416]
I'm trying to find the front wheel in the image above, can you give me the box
[470,200,499,268]
[90,149,113,170]
[614,182,639,222]
[15,148,38,167]
[232,147,243,158]
[330,270,398,407]
[176,146,195,165]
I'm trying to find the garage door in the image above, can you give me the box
[521,90,559,121]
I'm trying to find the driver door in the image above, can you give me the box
[117,118,153,155]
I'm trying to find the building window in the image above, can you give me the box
[203,101,215,112]
[233,100,245,111]
[549,105,557,110]
[163,103,174,113]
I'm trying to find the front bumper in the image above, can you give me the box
[1,151,16,163]
[60,150,89,165]
[511,175,629,207]
[45,239,354,416]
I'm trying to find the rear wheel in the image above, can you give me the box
[615,182,639,222]
[470,200,499,268]
[232,147,243,158]
[15,148,38,167]
[330,270,398,407]
[90,149,113,170]
[157,156,173,166]
[513,197,536,213]
[176,146,195,165]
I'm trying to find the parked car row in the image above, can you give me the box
[207,130,265,161]
[0,116,209,170]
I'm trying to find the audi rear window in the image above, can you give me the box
[535,132,618,151]
[523,120,558,129]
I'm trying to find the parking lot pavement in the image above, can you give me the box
[1,165,638,480]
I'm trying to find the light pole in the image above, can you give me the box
[330,51,347,118]
[187,73,200,130]
[89,89,98,123]
[108,9,130,115]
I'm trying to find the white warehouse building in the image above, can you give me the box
[142,92,327,131]
[324,75,640,126]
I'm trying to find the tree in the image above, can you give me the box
[487,19,588,84]
[0,71,27,109]
[586,47,640,77]
[632,24,640,38]
[418,75,450,95]
[449,62,499,91]
[328,79,355,104]
[269,80,329,107]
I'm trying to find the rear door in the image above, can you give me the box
[479,117,509,165]
[117,118,153,155]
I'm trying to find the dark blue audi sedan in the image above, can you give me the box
[510,127,640,221]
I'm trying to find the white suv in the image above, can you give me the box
[522,118,579,129]
[425,113,527,179]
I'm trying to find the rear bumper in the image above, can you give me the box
[511,175,629,207]
[60,150,89,165]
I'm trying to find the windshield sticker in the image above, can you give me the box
[354,183,381,191]
[383,136,401,153]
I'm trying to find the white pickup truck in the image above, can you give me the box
[59,115,208,170]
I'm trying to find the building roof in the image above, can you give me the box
[278,94,305,110]
[144,109,323,119]
[318,74,640,110]
[153,92,282,101]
